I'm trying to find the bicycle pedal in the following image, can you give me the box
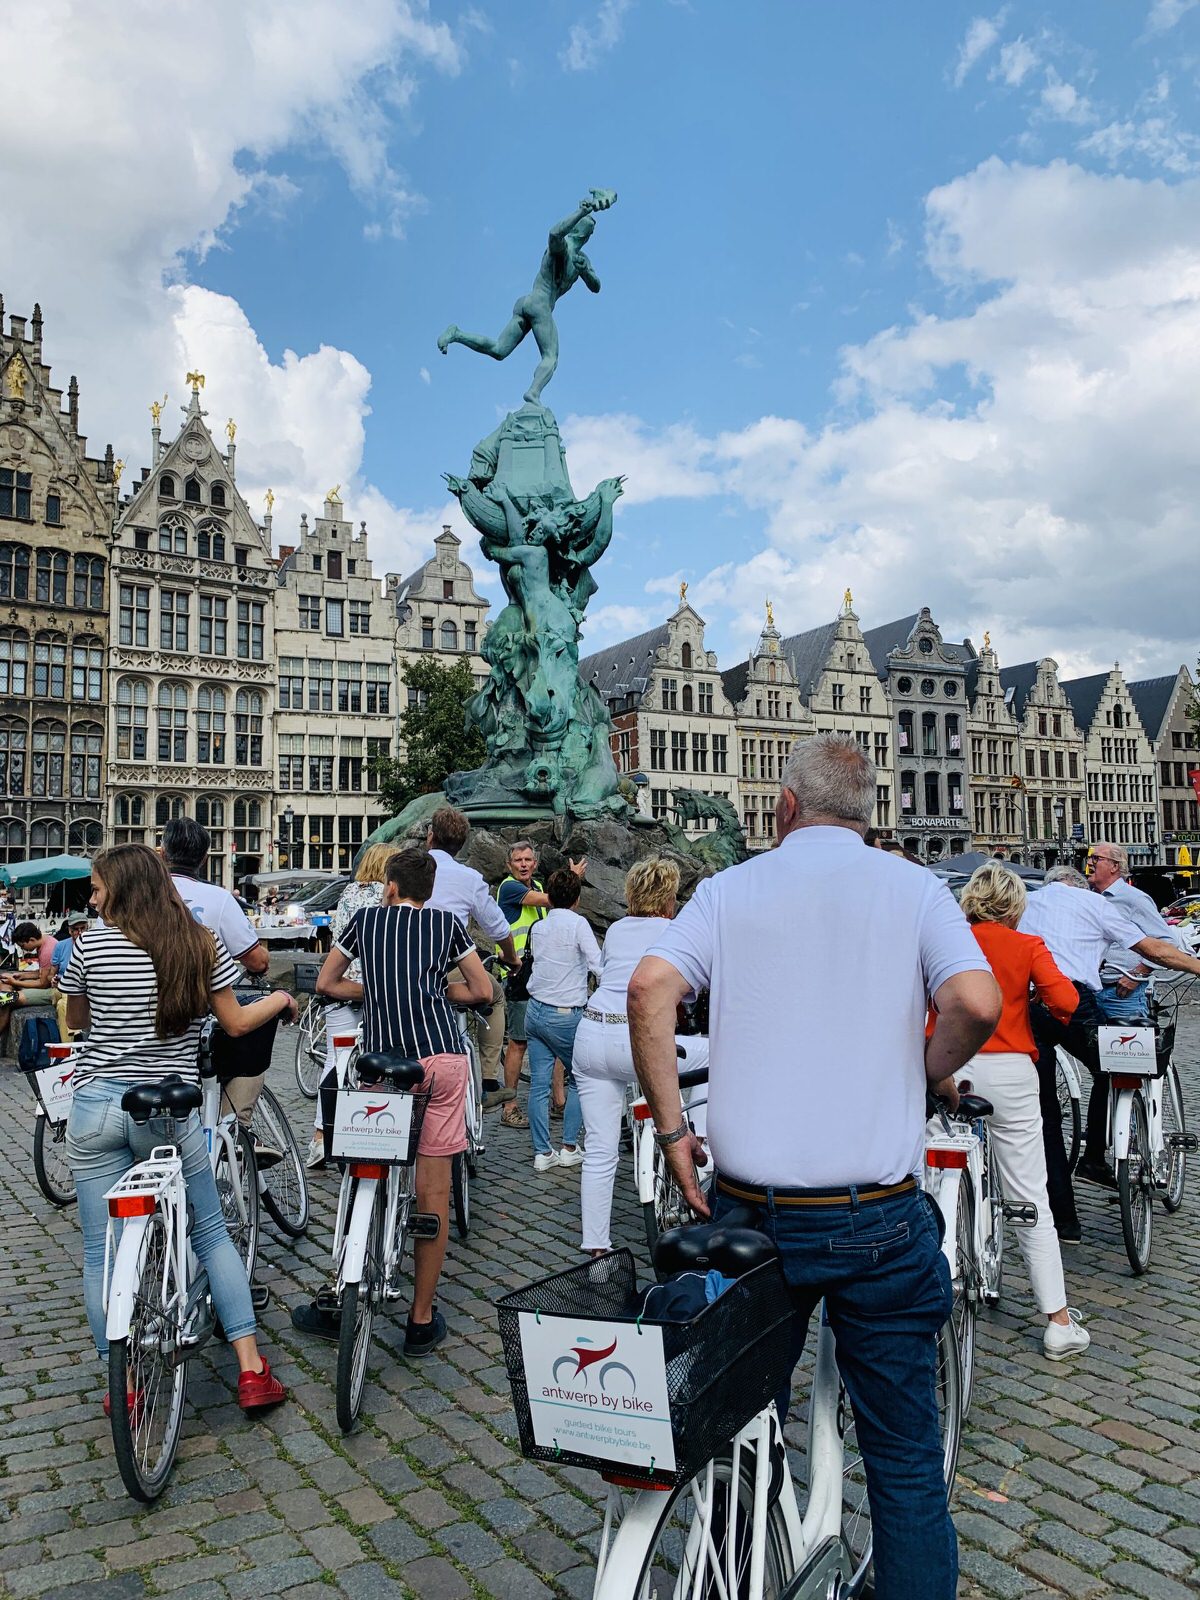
[1003,1203,1038,1224]
[250,1283,271,1313]
[382,1280,406,1302]
[410,1211,442,1240]
[1167,1133,1198,1151]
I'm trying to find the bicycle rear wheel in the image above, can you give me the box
[109,1213,188,1503]
[950,1178,977,1419]
[1118,1091,1153,1275]
[252,1086,310,1238]
[215,1127,260,1279]
[451,1151,470,1239]
[1161,1064,1187,1213]
[980,1137,1005,1308]
[33,1115,76,1206]
[295,1002,324,1099]
[1056,1059,1081,1175]
[336,1182,383,1433]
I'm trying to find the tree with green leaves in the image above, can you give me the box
[370,655,486,816]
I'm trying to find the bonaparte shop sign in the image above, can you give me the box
[518,1313,676,1473]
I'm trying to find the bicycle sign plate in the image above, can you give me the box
[330,1089,415,1161]
[33,1060,77,1123]
[1098,1024,1157,1074]
[517,1312,676,1473]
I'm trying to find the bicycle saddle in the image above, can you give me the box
[677,1064,709,1090]
[121,1076,203,1124]
[653,1221,780,1282]
[956,1093,994,1120]
[357,1052,424,1090]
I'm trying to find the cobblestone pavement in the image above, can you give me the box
[3,1000,1200,1600]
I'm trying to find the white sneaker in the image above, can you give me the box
[557,1145,585,1169]
[534,1150,561,1173]
[1044,1309,1090,1361]
[305,1136,325,1170]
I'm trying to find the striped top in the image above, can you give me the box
[335,904,472,1059]
[58,926,240,1088]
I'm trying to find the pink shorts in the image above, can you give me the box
[417,1053,468,1158]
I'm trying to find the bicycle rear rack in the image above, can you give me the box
[104,1151,182,1208]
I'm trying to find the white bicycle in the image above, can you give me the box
[451,1001,490,1239]
[628,1048,712,1264]
[586,1226,962,1599]
[1054,1047,1083,1175]
[27,1040,81,1206]
[101,1055,257,1502]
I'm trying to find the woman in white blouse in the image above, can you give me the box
[525,868,602,1172]
[572,858,704,1254]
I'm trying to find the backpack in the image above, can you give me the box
[18,1013,60,1073]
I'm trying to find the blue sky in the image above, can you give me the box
[5,1,1200,677]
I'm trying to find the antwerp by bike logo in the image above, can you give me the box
[541,1334,654,1412]
[351,1101,397,1127]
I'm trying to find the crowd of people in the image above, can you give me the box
[26,736,1200,1600]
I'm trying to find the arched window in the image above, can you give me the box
[114,793,147,844]
[210,482,226,508]
[1113,704,1124,728]
[197,520,226,561]
[0,543,30,599]
[72,636,103,701]
[29,818,65,859]
[35,549,69,605]
[235,689,263,767]
[440,619,458,651]
[0,629,29,695]
[159,519,187,554]
[0,818,25,864]
[184,477,201,504]
[196,795,224,828]
[72,554,104,610]
[682,683,694,713]
[68,819,103,856]
[157,682,188,762]
[70,722,103,800]
[116,677,149,760]
[196,795,225,874]
[0,722,26,796]
[197,685,226,764]
[33,633,67,699]
[767,663,777,683]
[159,474,176,498]
[155,795,186,829]
[233,797,263,859]
[30,721,66,798]
[681,642,692,670]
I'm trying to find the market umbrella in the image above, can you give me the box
[0,854,94,888]
[1179,844,1193,884]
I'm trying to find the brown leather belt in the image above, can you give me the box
[717,1175,918,1208]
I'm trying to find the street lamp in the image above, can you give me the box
[277,804,295,866]
[1053,799,1065,864]
[1146,811,1157,866]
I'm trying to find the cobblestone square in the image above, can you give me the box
[3,1006,1199,1600]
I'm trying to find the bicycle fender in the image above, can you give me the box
[105,1215,151,1345]
[937,1169,963,1282]
[1111,1088,1135,1162]
[341,1176,379,1283]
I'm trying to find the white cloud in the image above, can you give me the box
[994,37,1038,86]
[419,366,431,385]
[1039,70,1094,125]
[952,11,1006,87]
[568,158,1200,678]
[561,413,721,504]
[560,0,634,72]
[0,0,466,586]
[579,603,658,650]
[1147,0,1198,32]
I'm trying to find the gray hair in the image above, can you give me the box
[781,733,876,829]
[1045,865,1089,890]
[1093,840,1128,873]
[507,839,538,863]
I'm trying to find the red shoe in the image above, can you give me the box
[238,1359,286,1411]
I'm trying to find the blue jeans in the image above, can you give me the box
[525,1000,583,1156]
[714,1184,957,1600]
[1097,981,1150,1023]
[67,1079,256,1358]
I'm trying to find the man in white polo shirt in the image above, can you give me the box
[629,734,1000,1600]
[425,807,519,1110]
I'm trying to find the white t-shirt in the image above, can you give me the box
[427,849,511,944]
[170,873,258,962]
[647,826,990,1189]
[1019,882,1145,992]
[592,917,671,1014]
[527,909,602,1007]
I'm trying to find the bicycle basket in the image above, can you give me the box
[497,1248,795,1487]
[327,1073,432,1166]
[293,961,323,995]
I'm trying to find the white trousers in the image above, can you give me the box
[573,1018,709,1252]
[315,1002,362,1134]
[956,1051,1067,1315]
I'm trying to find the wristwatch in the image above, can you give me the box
[653,1123,690,1148]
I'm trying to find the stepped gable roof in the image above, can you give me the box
[998,660,1040,719]
[581,623,670,702]
[776,619,838,697]
[1060,671,1111,734]
[721,660,750,706]
[1127,675,1181,746]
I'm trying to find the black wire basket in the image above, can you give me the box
[497,1248,796,1487]
[293,961,323,995]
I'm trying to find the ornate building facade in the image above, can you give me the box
[0,300,116,869]
[964,635,1024,857]
[105,379,275,884]
[388,527,490,705]
[999,659,1086,868]
[1064,666,1159,865]
[720,606,812,848]
[274,492,393,872]
[1129,668,1199,868]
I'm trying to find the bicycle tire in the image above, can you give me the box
[951,1178,977,1420]
[336,1182,382,1433]
[33,1115,76,1207]
[594,1447,794,1600]
[215,1126,260,1279]
[252,1086,310,1238]
[980,1136,1005,1308]
[295,1002,324,1099]
[1161,1064,1187,1213]
[1056,1059,1081,1175]
[451,1151,470,1239]
[108,1213,188,1503]
[1118,1091,1153,1275]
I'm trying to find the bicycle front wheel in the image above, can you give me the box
[1161,1064,1187,1213]
[252,1086,310,1238]
[295,1002,324,1098]
[215,1127,260,1279]
[336,1182,383,1433]
[1056,1060,1081,1174]
[108,1213,188,1503]
[595,1449,795,1600]
[33,1116,76,1206]
[1118,1091,1153,1274]
[950,1178,976,1420]
[452,1151,470,1239]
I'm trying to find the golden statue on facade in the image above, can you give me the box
[150,395,167,425]
[765,598,774,628]
[843,587,853,611]
[983,630,991,650]
[265,488,275,513]
[327,484,342,503]
[6,357,26,400]
[186,370,205,391]
[226,417,237,442]
[679,579,687,603]
[112,458,125,486]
